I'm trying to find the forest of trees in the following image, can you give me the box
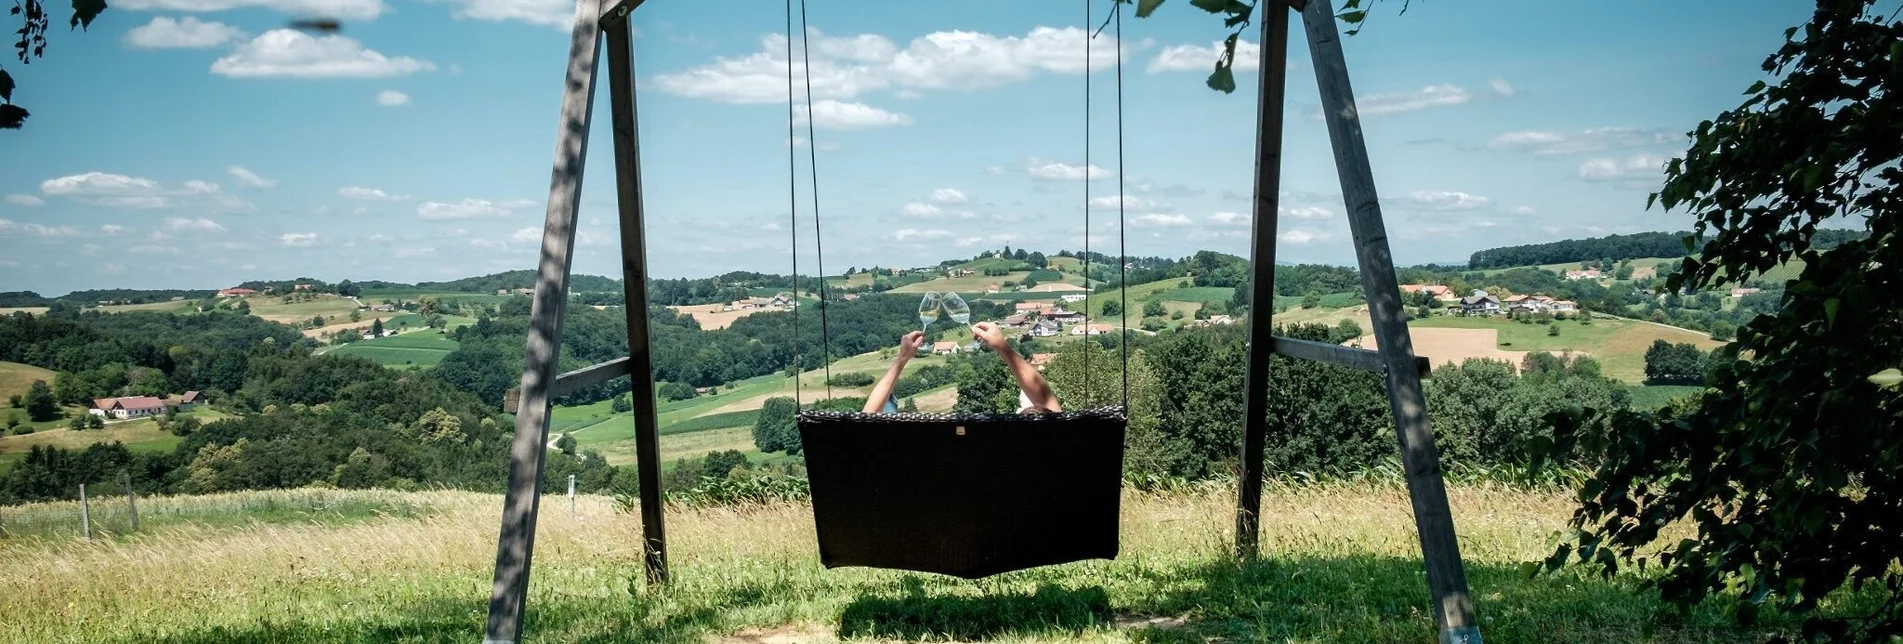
[1466,232,1696,269]
[0,310,616,504]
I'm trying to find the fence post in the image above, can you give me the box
[122,471,140,532]
[567,474,576,519]
[79,483,92,541]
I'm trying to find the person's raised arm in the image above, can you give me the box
[972,322,1060,412]
[862,331,926,414]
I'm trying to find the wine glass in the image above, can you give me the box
[918,292,942,332]
[943,292,971,327]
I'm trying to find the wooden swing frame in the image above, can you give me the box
[480,1,1482,642]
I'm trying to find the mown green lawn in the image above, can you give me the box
[329,333,460,369]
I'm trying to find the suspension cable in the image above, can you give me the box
[783,0,802,408]
[1082,0,1092,401]
[1114,1,1129,411]
[796,0,833,400]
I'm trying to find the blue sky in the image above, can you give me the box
[0,0,1818,294]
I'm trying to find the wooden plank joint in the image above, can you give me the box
[1268,335,1431,378]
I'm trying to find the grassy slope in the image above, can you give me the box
[0,361,57,403]
[1411,316,1722,383]
[1629,385,1705,410]
[328,332,461,369]
[0,408,230,473]
[0,485,1838,642]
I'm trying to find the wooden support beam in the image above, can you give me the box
[1235,0,1292,562]
[1297,1,1480,642]
[596,0,640,22]
[603,12,670,588]
[1269,335,1430,378]
[482,0,601,642]
[502,357,633,413]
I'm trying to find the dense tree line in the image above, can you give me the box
[1467,232,1697,269]
[0,311,620,505]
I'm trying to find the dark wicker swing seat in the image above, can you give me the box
[796,407,1128,579]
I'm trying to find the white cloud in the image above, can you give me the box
[338,186,410,201]
[1489,77,1514,96]
[894,89,924,100]
[1207,211,1248,227]
[418,198,518,221]
[1511,205,1536,215]
[1280,229,1330,245]
[1347,84,1472,117]
[900,202,943,218]
[376,89,411,106]
[280,232,320,247]
[38,171,247,211]
[212,30,435,79]
[164,217,225,232]
[652,27,1141,104]
[394,246,437,258]
[1284,205,1334,220]
[509,227,542,244]
[123,16,244,49]
[1488,127,1677,155]
[428,0,574,29]
[984,166,1006,176]
[1089,195,1147,210]
[4,194,43,207]
[115,0,384,20]
[1578,155,1668,185]
[1406,190,1491,211]
[794,100,912,130]
[100,224,127,235]
[929,188,967,204]
[894,228,954,241]
[1133,213,1193,228]
[0,219,82,237]
[1147,39,1259,74]
[1026,159,1109,181]
[226,166,276,188]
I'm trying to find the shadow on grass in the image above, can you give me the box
[839,577,1113,640]
[104,554,1792,643]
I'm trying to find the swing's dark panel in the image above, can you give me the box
[797,407,1127,579]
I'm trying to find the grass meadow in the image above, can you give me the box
[1410,315,1721,384]
[0,484,1827,643]
[329,332,462,369]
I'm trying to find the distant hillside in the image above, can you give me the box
[1467,229,1868,270]
[411,270,623,294]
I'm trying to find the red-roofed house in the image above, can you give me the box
[218,288,257,297]
[90,396,166,420]
[931,341,962,355]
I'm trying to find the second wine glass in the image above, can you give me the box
[943,292,971,327]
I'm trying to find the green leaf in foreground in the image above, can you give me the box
[1869,368,1903,389]
[1137,0,1166,18]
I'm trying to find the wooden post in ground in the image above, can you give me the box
[483,0,602,641]
[602,7,669,587]
[567,474,576,519]
[1296,0,1480,641]
[122,472,140,531]
[79,483,92,541]
[1236,0,1294,561]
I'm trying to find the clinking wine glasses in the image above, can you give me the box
[942,292,971,327]
[917,291,974,334]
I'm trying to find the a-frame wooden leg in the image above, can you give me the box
[1236,0,1294,561]
[1296,0,1482,641]
[482,0,603,641]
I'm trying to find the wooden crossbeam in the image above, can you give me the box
[501,357,631,414]
[1268,335,1431,379]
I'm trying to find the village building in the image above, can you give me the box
[1549,300,1578,313]
[1400,284,1455,299]
[1564,268,1604,280]
[1014,302,1048,313]
[1002,313,1029,327]
[218,287,257,297]
[1730,287,1762,298]
[1060,294,1087,303]
[1029,320,1061,337]
[88,391,200,420]
[931,341,962,355]
[1460,290,1502,316]
[1071,323,1113,336]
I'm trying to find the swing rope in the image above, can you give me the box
[783,0,802,407]
[1084,0,1132,410]
[796,0,834,400]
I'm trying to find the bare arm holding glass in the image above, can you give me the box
[973,322,1060,413]
[862,331,926,414]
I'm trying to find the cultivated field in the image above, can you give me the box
[247,294,363,324]
[0,307,48,316]
[1351,327,1572,373]
[328,332,461,369]
[668,303,767,330]
[1398,316,1722,383]
[0,484,1824,642]
[0,408,229,473]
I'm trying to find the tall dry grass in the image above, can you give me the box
[0,483,1790,643]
